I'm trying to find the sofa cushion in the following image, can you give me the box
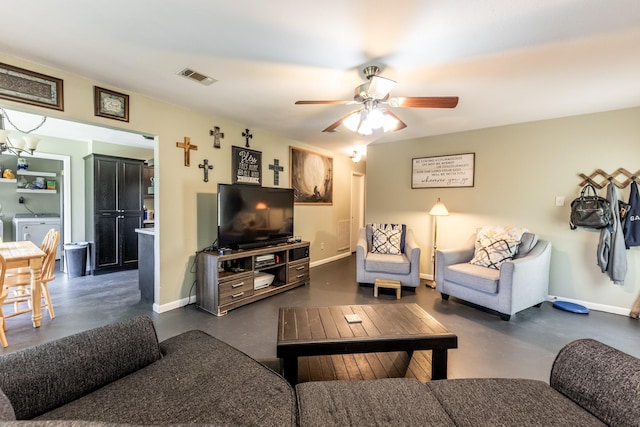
[365,252,411,274]
[0,388,15,420]
[551,339,640,427]
[36,330,296,426]
[426,378,605,426]
[296,378,454,426]
[0,316,162,420]
[445,262,500,293]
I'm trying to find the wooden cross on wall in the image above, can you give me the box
[210,126,224,149]
[176,137,198,166]
[199,159,214,182]
[242,128,253,148]
[269,159,284,185]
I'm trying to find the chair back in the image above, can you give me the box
[0,253,5,287]
[40,229,60,281]
[0,254,8,347]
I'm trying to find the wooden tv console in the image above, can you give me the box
[196,241,310,316]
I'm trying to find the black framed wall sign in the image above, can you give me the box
[232,146,262,185]
[412,153,475,188]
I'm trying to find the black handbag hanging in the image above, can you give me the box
[570,184,612,230]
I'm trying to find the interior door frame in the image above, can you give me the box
[31,152,71,248]
[350,172,365,253]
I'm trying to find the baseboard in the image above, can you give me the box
[309,252,351,268]
[547,295,630,317]
[154,296,194,313]
[155,273,630,317]
[155,253,351,313]
[421,273,434,281]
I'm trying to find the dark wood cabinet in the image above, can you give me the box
[85,154,144,274]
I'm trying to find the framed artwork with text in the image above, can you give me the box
[412,153,475,188]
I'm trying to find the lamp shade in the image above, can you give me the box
[429,198,449,216]
[23,135,40,150]
[0,129,10,142]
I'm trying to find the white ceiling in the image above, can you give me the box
[2,0,640,158]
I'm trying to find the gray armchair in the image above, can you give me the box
[356,225,421,288]
[436,232,552,320]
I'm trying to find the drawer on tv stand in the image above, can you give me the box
[288,260,310,283]
[219,273,254,305]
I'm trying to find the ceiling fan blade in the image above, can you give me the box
[366,76,396,100]
[295,100,354,105]
[379,108,407,131]
[389,96,459,108]
[322,110,361,132]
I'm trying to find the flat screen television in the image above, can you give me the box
[217,183,294,249]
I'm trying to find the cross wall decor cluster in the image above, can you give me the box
[175,127,283,185]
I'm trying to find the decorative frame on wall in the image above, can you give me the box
[0,62,64,110]
[412,153,475,189]
[232,145,262,185]
[94,86,129,122]
[290,146,333,205]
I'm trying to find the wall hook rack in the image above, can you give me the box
[578,168,639,189]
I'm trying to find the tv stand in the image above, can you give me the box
[196,241,310,316]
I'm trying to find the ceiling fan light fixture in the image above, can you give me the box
[343,110,364,133]
[342,107,398,136]
[381,112,400,132]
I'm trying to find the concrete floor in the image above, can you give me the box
[2,254,639,382]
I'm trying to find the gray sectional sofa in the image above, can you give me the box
[1,316,639,426]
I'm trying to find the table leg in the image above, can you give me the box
[29,258,43,328]
[281,357,298,385]
[431,349,448,380]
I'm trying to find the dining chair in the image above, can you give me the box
[3,229,60,321]
[0,254,8,347]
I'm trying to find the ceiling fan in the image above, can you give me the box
[295,66,459,136]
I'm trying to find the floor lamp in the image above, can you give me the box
[428,198,449,288]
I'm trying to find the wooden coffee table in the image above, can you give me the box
[277,303,458,385]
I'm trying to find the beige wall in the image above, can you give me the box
[366,107,640,313]
[0,54,365,311]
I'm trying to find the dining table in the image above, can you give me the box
[0,240,47,328]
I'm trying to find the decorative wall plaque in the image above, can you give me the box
[232,146,262,185]
[412,153,475,189]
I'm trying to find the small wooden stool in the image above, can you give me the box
[374,278,401,299]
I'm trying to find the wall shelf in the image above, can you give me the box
[0,178,17,184]
[16,188,57,194]
[16,170,57,177]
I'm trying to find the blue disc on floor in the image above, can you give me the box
[553,300,589,314]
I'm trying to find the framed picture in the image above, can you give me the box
[232,146,262,185]
[0,62,64,110]
[94,86,129,122]
[290,146,333,205]
[412,153,475,188]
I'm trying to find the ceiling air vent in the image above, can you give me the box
[177,68,217,86]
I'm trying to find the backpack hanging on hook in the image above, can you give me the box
[570,183,612,230]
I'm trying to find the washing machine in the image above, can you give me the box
[12,214,62,260]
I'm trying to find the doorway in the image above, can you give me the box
[350,172,365,253]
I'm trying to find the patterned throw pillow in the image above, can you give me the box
[470,238,521,269]
[371,224,402,255]
[470,226,528,269]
